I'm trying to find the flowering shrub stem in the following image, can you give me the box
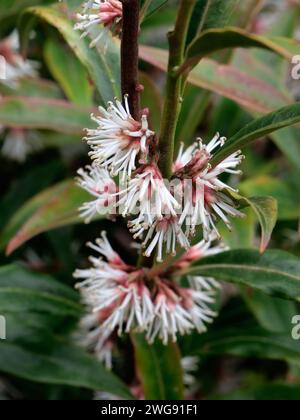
[121,0,140,120]
[158,0,196,179]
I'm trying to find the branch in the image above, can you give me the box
[121,0,140,120]
[158,0,196,179]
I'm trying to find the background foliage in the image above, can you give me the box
[0,0,300,400]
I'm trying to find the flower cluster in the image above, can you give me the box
[75,232,222,356]
[74,0,123,47]
[78,95,243,261]
[75,94,243,348]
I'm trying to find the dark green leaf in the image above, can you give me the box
[1,180,96,255]
[0,78,63,99]
[189,326,300,366]
[211,103,300,165]
[44,37,93,106]
[187,0,239,44]
[242,288,297,334]
[234,194,278,252]
[182,27,300,72]
[132,334,184,400]
[139,45,292,114]
[183,249,300,301]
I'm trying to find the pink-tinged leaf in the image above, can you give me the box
[3,180,93,255]
[139,45,291,114]
[0,96,94,134]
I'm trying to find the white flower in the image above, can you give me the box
[117,163,179,225]
[146,281,217,345]
[1,129,42,163]
[174,234,226,269]
[173,142,197,172]
[181,356,200,397]
[77,166,117,223]
[181,356,199,387]
[141,216,190,262]
[85,96,154,180]
[74,233,155,336]
[78,312,114,369]
[174,133,244,240]
[74,0,123,48]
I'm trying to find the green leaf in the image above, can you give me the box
[0,265,77,302]
[139,45,292,114]
[0,160,63,232]
[0,265,131,398]
[271,126,300,172]
[176,85,210,146]
[235,194,278,252]
[189,326,300,367]
[0,337,131,397]
[132,334,184,400]
[0,77,63,99]
[0,0,55,21]
[140,0,170,22]
[211,103,300,165]
[0,265,80,318]
[0,96,92,134]
[183,249,300,301]
[216,383,300,401]
[44,37,93,106]
[242,288,297,334]
[187,0,239,44]
[228,0,265,30]
[1,180,98,255]
[19,5,120,104]
[140,72,163,133]
[182,27,300,72]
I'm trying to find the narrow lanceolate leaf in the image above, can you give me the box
[0,338,132,397]
[211,103,300,165]
[44,37,93,106]
[189,326,300,367]
[0,265,80,318]
[181,27,300,72]
[2,180,94,255]
[234,194,278,252]
[140,0,169,22]
[187,0,239,44]
[0,96,92,134]
[0,265,131,398]
[19,5,120,103]
[0,265,78,302]
[139,46,291,114]
[132,334,184,400]
[183,249,300,301]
